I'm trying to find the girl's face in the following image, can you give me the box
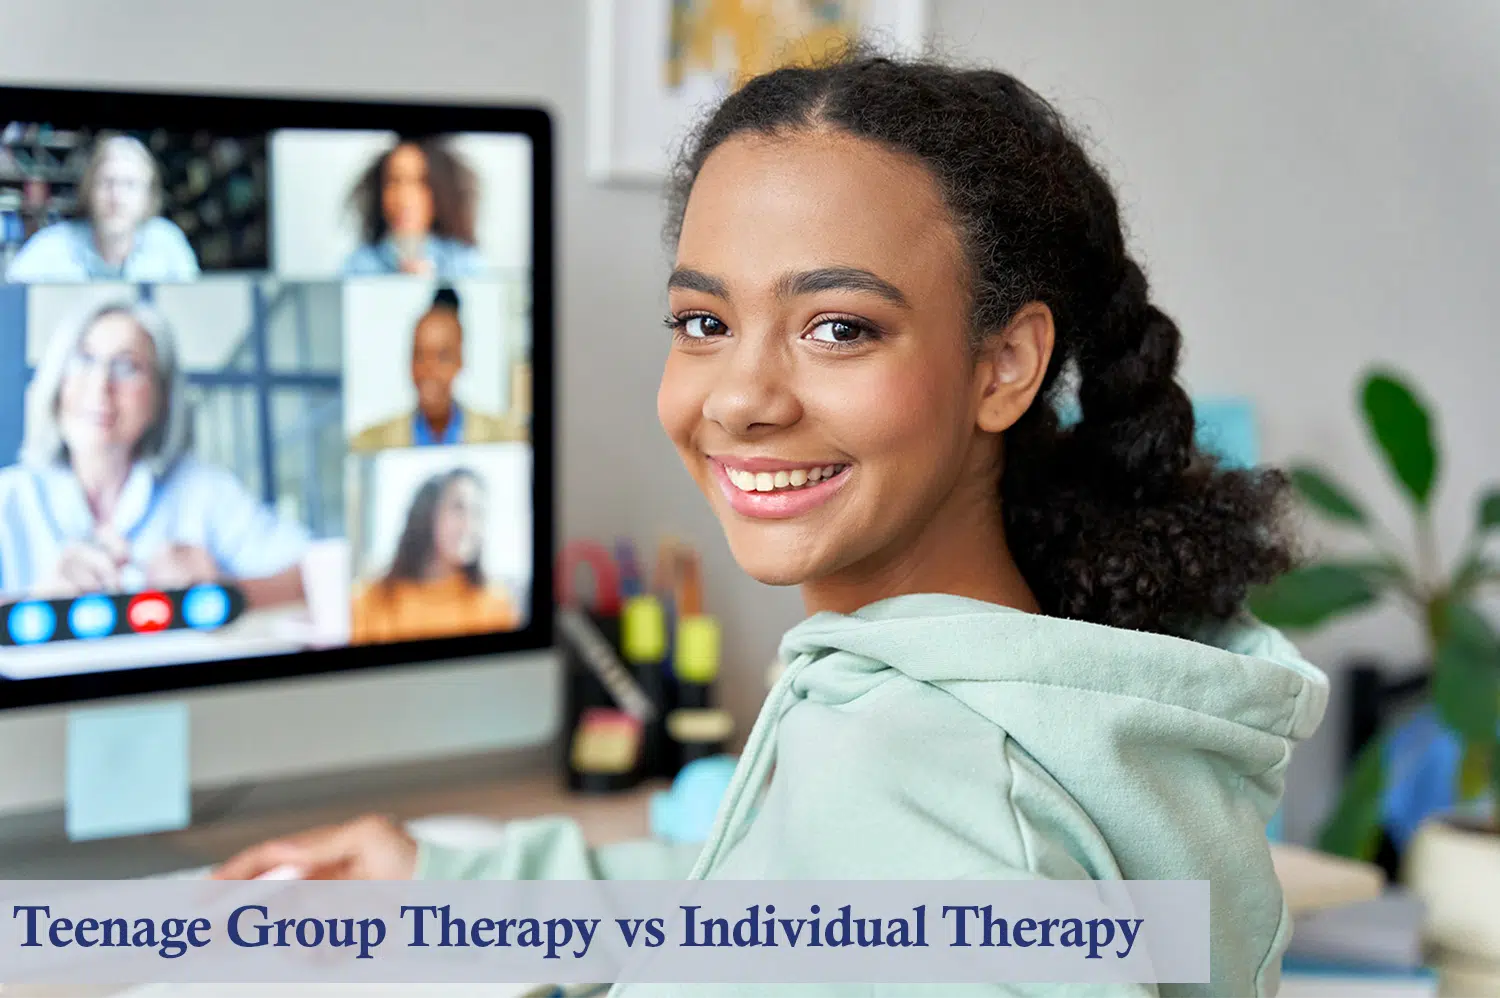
[432,475,484,570]
[382,143,435,239]
[659,130,1044,598]
[58,311,159,462]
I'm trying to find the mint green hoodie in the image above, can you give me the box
[418,594,1328,997]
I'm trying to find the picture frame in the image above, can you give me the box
[586,0,930,186]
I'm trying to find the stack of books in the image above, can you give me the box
[1271,842,1437,997]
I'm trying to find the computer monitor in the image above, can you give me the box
[0,84,554,713]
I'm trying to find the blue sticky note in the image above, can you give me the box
[1193,397,1260,469]
[1056,395,1260,468]
[66,701,190,841]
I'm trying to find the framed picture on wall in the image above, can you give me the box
[586,0,929,186]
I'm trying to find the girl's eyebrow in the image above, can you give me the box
[667,266,911,309]
[667,268,729,298]
[776,267,910,308]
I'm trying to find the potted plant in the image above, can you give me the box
[1247,368,1499,962]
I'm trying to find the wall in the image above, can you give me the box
[0,0,1495,842]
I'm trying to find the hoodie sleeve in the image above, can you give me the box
[413,816,704,881]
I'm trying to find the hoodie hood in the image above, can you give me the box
[775,594,1327,867]
[784,593,1327,802]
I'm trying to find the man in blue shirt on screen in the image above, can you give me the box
[5,134,200,284]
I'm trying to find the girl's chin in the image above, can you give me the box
[720,533,826,589]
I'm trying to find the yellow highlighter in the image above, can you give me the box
[620,593,669,774]
[669,612,732,765]
[675,613,721,691]
[620,594,668,665]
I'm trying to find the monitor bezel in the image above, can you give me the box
[0,83,555,712]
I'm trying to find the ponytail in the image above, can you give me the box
[1003,260,1291,635]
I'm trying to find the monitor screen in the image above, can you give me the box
[0,87,553,711]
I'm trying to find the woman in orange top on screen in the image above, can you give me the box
[350,467,519,644]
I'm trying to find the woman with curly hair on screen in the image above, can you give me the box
[221,49,1326,998]
[342,136,486,279]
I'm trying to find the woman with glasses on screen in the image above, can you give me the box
[4,134,201,283]
[342,137,487,279]
[350,467,519,644]
[0,300,307,605]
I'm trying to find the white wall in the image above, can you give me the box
[341,276,517,434]
[1,1,1496,845]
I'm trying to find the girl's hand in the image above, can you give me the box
[210,814,419,881]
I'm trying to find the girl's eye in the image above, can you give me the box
[678,315,726,338]
[806,319,868,344]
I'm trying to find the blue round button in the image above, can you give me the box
[182,584,230,630]
[6,601,57,645]
[68,595,117,640]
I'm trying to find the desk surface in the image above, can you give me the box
[4,770,662,998]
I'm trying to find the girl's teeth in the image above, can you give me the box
[728,465,845,493]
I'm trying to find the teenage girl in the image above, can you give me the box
[218,51,1327,998]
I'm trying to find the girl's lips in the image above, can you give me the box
[710,459,851,520]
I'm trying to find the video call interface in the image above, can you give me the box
[0,120,536,682]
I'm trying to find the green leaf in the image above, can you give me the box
[1317,735,1387,862]
[1454,553,1500,598]
[1459,740,1491,801]
[1431,603,1500,743]
[1247,564,1383,630]
[1291,466,1369,526]
[1361,371,1439,508]
[1480,488,1500,532]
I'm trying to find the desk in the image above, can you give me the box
[3,767,665,998]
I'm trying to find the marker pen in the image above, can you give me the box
[620,593,670,779]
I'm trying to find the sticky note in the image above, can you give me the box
[1055,395,1260,470]
[66,701,190,841]
[1194,398,1260,469]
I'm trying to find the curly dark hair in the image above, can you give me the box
[349,136,478,247]
[664,50,1294,636]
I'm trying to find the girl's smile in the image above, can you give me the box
[708,456,853,519]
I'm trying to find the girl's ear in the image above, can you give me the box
[974,301,1055,433]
